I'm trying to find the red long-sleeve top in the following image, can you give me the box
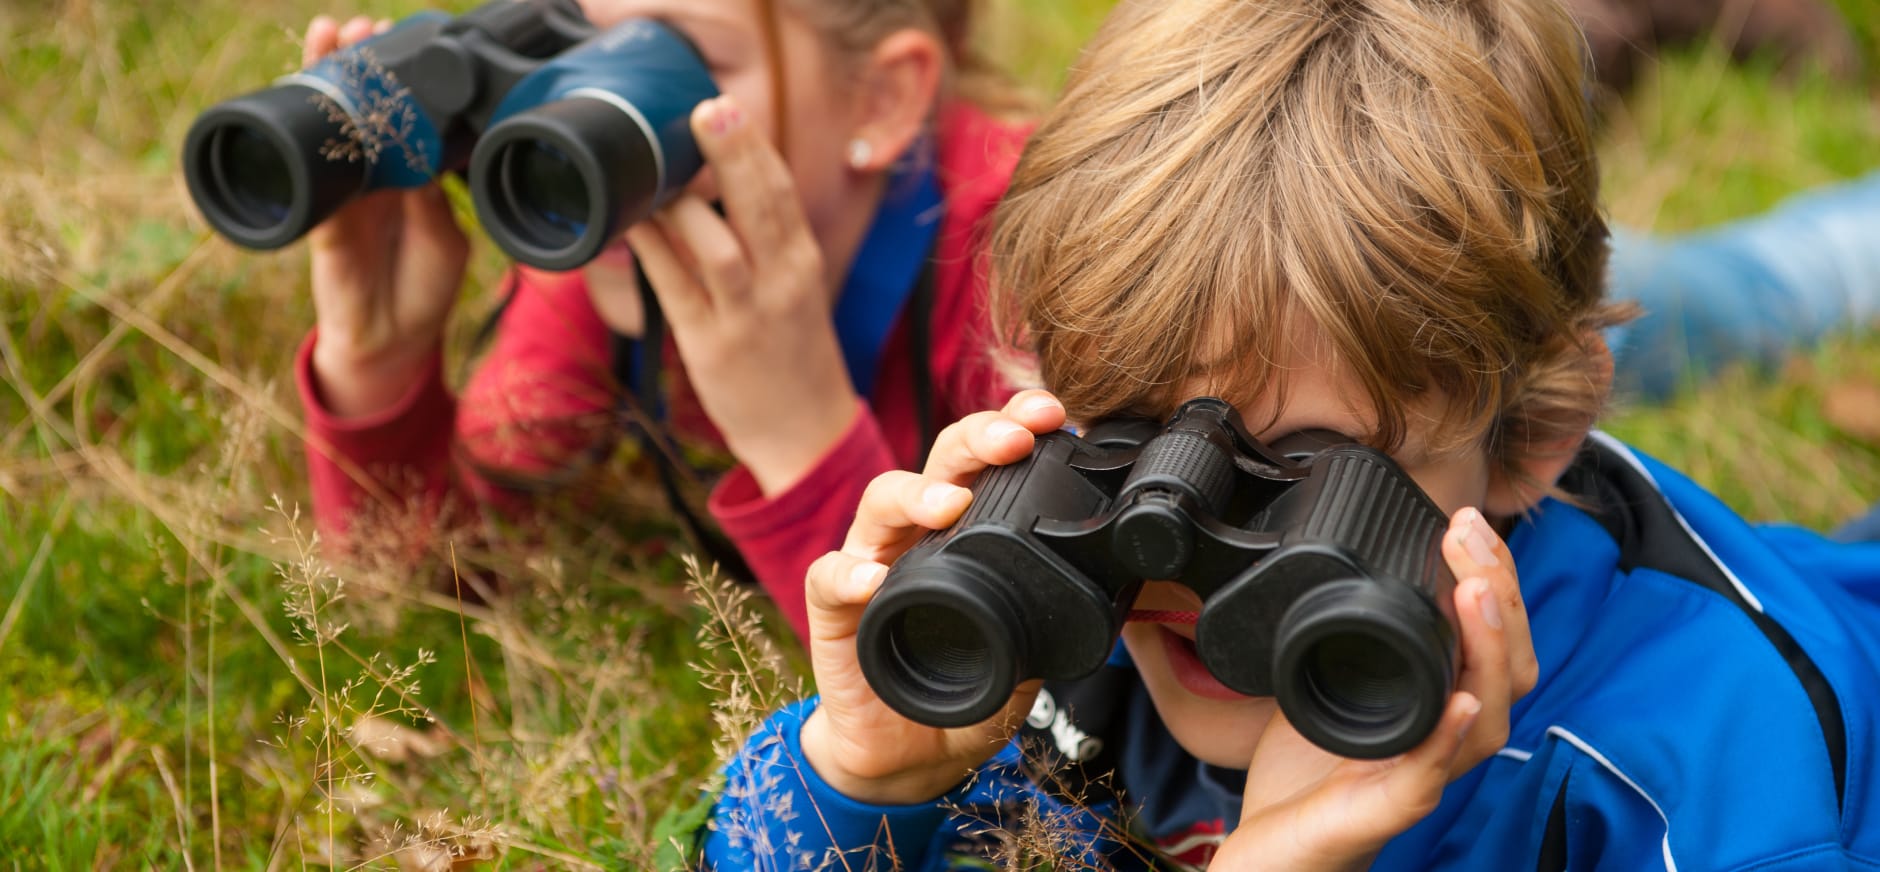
[296,103,1029,639]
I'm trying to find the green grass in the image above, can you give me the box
[2,0,1878,867]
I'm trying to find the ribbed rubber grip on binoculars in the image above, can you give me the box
[1293,447,1452,603]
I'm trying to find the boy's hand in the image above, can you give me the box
[1211,507,1534,870]
[798,390,1068,805]
[303,15,470,418]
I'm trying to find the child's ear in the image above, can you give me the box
[845,29,943,173]
[1482,332,1616,516]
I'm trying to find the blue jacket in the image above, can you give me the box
[700,435,1880,870]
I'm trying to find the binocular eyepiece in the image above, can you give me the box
[856,398,1459,759]
[182,0,718,270]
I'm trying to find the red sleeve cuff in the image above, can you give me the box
[707,408,897,542]
[296,330,456,467]
[708,409,899,641]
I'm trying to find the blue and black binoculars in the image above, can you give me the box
[182,0,718,270]
[856,398,1460,759]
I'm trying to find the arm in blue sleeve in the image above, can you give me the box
[1605,170,1880,400]
[701,697,960,871]
[699,697,1141,871]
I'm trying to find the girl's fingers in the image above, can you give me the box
[583,247,648,338]
[690,96,817,270]
[843,471,973,558]
[1444,507,1537,694]
[654,195,754,307]
[337,15,376,47]
[303,16,338,67]
[301,15,381,66]
[391,187,468,299]
[623,221,714,328]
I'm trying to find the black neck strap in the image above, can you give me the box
[907,247,938,469]
[610,265,756,582]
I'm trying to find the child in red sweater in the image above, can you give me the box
[293,1,1028,638]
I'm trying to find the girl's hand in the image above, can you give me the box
[303,15,470,418]
[1211,507,1536,871]
[622,95,858,496]
[797,390,1069,805]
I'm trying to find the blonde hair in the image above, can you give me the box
[990,0,1632,484]
[775,0,1028,131]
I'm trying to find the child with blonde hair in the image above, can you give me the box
[697,0,1880,866]
[293,0,1028,639]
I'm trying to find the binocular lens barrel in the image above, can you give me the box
[1270,580,1452,759]
[183,84,368,249]
[886,603,996,698]
[857,565,1027,728]
[502,141,592,240]
[471,95,664,271]
[209,127,294,227]
[1300,631,1417,728]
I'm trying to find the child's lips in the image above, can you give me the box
[1157,624,1248,701]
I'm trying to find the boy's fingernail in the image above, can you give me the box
[922,482,962,508]
[848,562,882,598]
[1021,393,1062,416]
[1474,580,1503,630]
[1459,508,1499,567]
[705,97,743,137]
[987,420,1027,442]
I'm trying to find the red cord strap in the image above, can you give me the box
[1127,609,1199,625]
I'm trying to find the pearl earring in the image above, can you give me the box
[847,138,874,170]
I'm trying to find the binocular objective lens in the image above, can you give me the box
[1302,631,1414,728]
[888,603,992,701]
[209,126,294,229]
[501,141,591,245]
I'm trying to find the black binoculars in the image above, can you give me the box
[856,398,1459,759]
[182,0,717,270]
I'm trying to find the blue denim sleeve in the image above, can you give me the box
[700,697,1138,871]
[1605,170,1880,400]
[1832,503,1880,544]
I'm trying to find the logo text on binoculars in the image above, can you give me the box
[1027,689,1103,763]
